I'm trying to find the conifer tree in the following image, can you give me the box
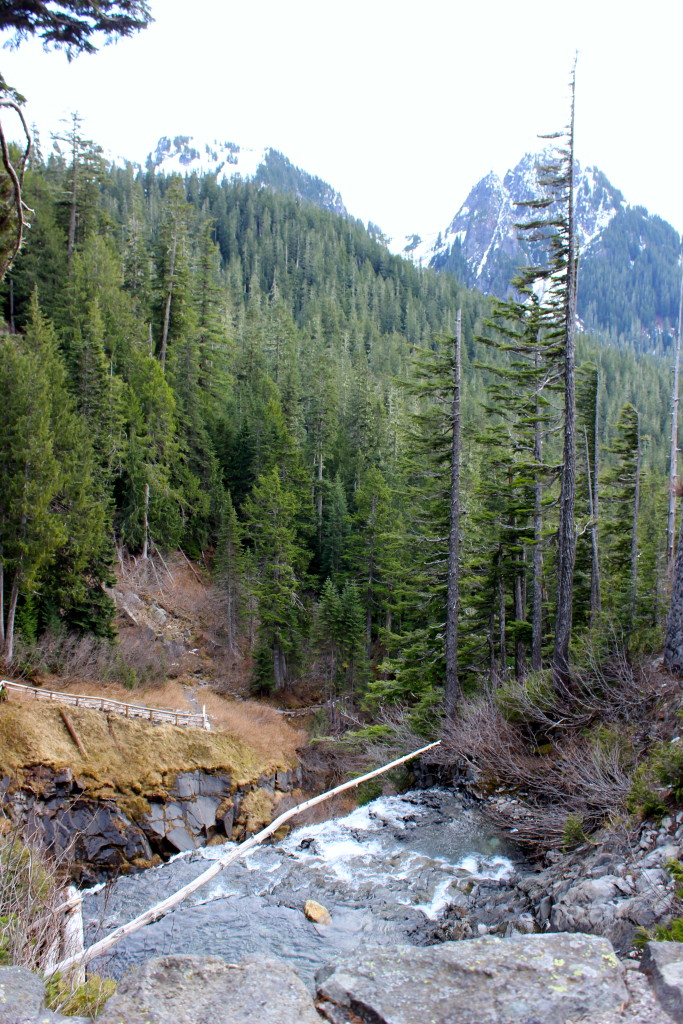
[242,468,308,691]
[602,403,641,636]
[548,62,579,685]
[154,177,194,371]
[0,296,112,658]
[214,492,245,654]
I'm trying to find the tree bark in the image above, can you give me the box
[514,553,526,682]
[445,309,462,715]
[159,232,177,372]
[67,131,78,269]
[532,375,544,672]
[0,557,4,649]
[629,419,641,631]
[141,482,150,560]
[553,61,578,689]
[4,570,20,663]
[497,551,507,683]
[664,508,683,674]
[667,247,683,576]
[585,429,601,626]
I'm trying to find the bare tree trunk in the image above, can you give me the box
[159,233,177,372]
[316,444,323,552]
[141,483,150,560]
[488,606,497,686]
[553,60,578,689]
[585,429,601,626]
[8,276,15,334]
[667,247,683,576]
[630,420,641,631]
[445,309,462,715]
[514,554,526,682]
[532,367,544,672]
[273,642,283,690]
[498,550,507,683]
[67,133,78,269]
[4,571,20,663]
[590,374,601,621]
[0,559,4,650]
[665,509,683,674]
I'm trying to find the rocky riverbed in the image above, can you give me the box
[81,788,523,985]
[422,803,683,955]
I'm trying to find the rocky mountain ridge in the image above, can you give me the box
[124,137,679,350]
[400,152,681,350]
[144,135,348,218]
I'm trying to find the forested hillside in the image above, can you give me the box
[0,131,676,728]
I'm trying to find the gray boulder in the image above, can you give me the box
[0,966,88,1024]
[641,941,683,1022]
[315,933,628,1024]
[96,954,321,1024]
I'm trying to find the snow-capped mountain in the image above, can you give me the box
[400,152,625,293]
[399,153,680,348]
[146,136,348,218]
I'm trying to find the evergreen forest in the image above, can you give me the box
[0,120,679,734]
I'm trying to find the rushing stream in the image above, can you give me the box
[83,789,524,986]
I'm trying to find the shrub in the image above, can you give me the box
[0,828,66,973]
[627,742,683,818]
[45,973,116,1019]
[562,813,588,849]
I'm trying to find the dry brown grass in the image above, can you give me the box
[0,697,298,820]
[199,692,305,767]
[33,681,306,769]
[0,824,76,974]
[51,678,196,710]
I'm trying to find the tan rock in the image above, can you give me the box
[304,899,332,925]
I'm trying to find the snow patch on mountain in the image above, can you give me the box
[143,135,348,218]
[147,136,268,181]
[398,152,627,295]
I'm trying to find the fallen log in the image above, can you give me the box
[45,739,440,978]
[59,709,88,758]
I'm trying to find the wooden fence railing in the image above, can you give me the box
[0,679,210,731]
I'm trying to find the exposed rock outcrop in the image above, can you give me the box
[1,763,302,882]
[316,933,628,1024]
[423,807,683,955]
[96,954,322,1024]
[3,934,682,1024]
[0,966,88,1024]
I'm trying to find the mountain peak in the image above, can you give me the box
[145,136,348,217]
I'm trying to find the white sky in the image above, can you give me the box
[2,0,682,245]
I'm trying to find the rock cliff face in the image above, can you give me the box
[402,151,680,345]
[1,763,302,883]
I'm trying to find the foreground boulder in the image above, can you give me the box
[0,966,88,1024]
[4,934,680,1024]
[96,954,321,1024]
[315,933,629,1024]
[642,941,683,1023]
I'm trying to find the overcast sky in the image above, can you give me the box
[3,0,682,245]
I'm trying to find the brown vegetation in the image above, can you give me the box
[0,826,69,972]
[434,657,673,851]
[0,698,298,820]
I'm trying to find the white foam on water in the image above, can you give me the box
[411,876,458,920]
